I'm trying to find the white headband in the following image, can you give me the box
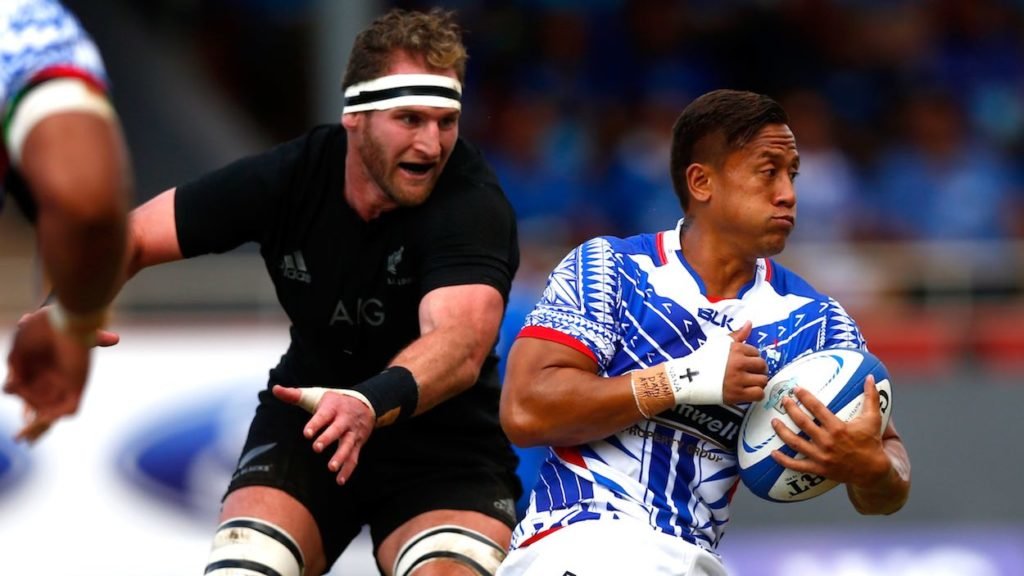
[343,74,462,114]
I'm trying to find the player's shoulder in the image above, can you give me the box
[572,231,662,262]
[258,124,344,168]
[434,138,505,200]
[763,258,831,301]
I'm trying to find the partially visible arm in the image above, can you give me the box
[20,108,129,316]
[502,324,769,448]
[772,377,911,515]
[392,282,506,413]
[845,421,911,515]
[500,337,638,448]
[4,188,184,440]
[272,282,508,484]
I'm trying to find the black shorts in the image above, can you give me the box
[225,389,522,571]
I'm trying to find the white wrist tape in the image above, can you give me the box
[45,302,106,347]
[295,387,376,418]
[6,77,114,165]
[663,334,732,405]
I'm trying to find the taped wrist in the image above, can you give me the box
[630,335,731,417]
[45,301,109,347]
[352,366,419,427]
[295,388,375,420]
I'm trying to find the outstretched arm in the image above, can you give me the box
[5,188,184,440]
[274,283,507,484]
[20,109,130,318]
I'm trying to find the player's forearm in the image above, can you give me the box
[845,438,911,515]
[389,323,488,414]
[24,113,130,314]
[501,365,639,448]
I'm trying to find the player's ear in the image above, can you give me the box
[687,163,713,204]
[341,112,360,130]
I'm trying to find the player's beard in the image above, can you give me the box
[361,128,436,208]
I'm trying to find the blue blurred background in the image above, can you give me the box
[1,0,1023,574]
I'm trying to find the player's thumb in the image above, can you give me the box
[271,384,301,405]
[729,320,753,343]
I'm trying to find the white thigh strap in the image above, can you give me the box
[205,517,305,576]
[393,525,506,576]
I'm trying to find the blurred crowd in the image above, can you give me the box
[139,1,1022,235]
[111,0,1024,302]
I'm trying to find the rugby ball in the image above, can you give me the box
[737,348,892,503]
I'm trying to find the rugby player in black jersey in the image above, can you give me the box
[11,8,520,576]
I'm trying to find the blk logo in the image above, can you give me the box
[697,308,736,331]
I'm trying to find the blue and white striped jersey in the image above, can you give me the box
[1,0,106,120]
[510,220,866,553]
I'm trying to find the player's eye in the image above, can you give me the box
[789,171,800,182]
[439,116,458,130]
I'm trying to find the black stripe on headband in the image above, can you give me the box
[345,85,461,107]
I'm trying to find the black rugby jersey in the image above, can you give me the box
[174,125,519,434]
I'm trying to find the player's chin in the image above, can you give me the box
[759,235,789,257]
[390,182,435,207]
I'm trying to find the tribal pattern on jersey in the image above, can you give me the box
[1,0,106,115]
[512,221,866,553]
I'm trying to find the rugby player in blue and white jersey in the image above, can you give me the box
[498,90,911,575]
[2,0,129,441]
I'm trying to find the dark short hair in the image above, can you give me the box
[343,8,468,90]
[669,89,789,212]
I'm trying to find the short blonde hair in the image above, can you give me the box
[342,8,467,90]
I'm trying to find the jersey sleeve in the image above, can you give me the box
[174,139,298,257]
[821,297,868,350]
[518,237,623,368]
[416,159,519,301]
[1,0,108,118]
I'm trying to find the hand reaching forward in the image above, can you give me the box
[4,307,119,442]
[272,385,375,485]
[723,321,769,405]
[770,375,891,485]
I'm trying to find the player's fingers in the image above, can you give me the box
[94,330,120,347]
[15,416,53,443]
[780,394,830,442]
[790,387,839,429]
[271,384,302,405]
[770,449,823,476]
[14,405,54,443]
[312,419,347,453]
[337,442,363,486]
[733,342,763,359]
[729,321,752,343]
[734,352,768,374]
[328,433,361,484]
[860,375,880,417]
[301,404,337,440]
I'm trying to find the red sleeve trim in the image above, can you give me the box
[26,66,108,95]
[517,325,599,364]
[519,525,565,549]
[553,446,588,469]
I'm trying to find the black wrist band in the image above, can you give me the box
[351,366,419,427]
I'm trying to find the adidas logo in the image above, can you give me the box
[281,250,311,283]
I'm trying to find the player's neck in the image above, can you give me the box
[344,151,396,221]
[679,225,758,299]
